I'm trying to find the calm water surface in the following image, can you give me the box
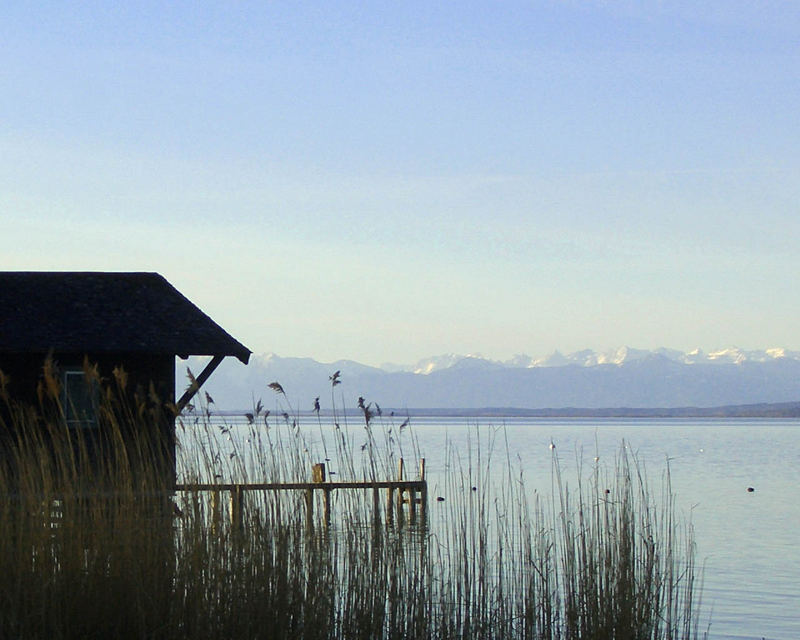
[179,416,799,640]
[407,418,800,640]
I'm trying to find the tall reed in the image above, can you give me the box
[0,367,704,639]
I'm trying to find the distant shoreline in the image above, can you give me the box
[397,403,800,418]
[212,401,800,419]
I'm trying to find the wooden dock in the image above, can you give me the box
[175,458,428,530]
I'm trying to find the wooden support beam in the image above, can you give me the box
[386,486,394,525]
[312,463,330,527]
[322,489,331,527]
[176,480,427,492]
[396,458,405,527]
[174,475,431,532]
[210,489,221,533]
[305,489,314,532]
[419,457,428,528]
[176,354,225,414]
[229,485,244,533]
[420,482,428,528]
[396,489,405,528]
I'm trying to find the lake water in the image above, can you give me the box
[178,415,800,640]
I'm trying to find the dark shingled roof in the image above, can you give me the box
[0,272,251,363]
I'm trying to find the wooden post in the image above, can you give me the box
[408,486,417,524]
[322,489,331,527]
[386,485,394,525]
[229,485,243,533]
[210,489,221,533]
[373,485,381,528]
[419,458,428,529]
[176,354,224,414]
[305,488,314,532]
[397,495,405,527]
[396,458,405,526]
[312,462,329,527]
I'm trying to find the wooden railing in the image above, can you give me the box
[175,458,428,530]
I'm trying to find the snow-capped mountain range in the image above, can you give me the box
[391,346,800,374]
[181,347,800,411]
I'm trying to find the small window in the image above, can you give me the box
[63,370,98,429]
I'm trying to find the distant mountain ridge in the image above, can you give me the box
[180,347,800,412]
[386,346,800,374]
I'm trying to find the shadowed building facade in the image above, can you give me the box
[0,271,250,484]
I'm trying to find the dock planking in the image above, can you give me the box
[175,458,428,530]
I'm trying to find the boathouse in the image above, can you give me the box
[0,271,251,482]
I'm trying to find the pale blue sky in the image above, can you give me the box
[2,1,798,365]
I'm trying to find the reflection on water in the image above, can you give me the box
[178,415,800,640]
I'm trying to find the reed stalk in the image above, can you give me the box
[0,368,703,639]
